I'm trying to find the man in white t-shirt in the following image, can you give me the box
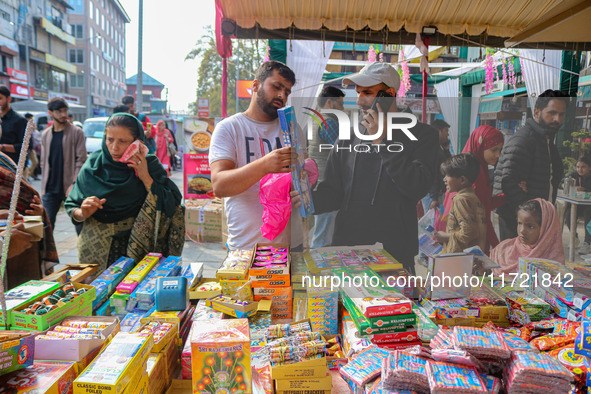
[209,61,297,250]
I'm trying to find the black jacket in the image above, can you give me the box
[493,118,563,217]
[312,121,439,273]
[0,108,28,164]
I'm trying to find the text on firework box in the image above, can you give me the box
[275,375,333,391]
[271,353,328,380]
[116,253,162,294]
[205,296,272,318]
[0,331,35,376]
[11,283,96,331]
[185,198,223,242]
[74,332,154,394]
[0,361,77,394]
[249,243,291,277]
[34,316,120,362]
[0,280,60,327]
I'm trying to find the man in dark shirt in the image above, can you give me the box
[41,98,87,229]
[0,85,28,164]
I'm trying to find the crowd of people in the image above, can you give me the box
[0,58,579,289]
[209,60,575,279]
[0,85,184,287]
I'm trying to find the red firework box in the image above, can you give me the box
[370,330,419,345]
[249,243,291,286]
[0,361,77,394]
[190,319,252,394]
[341,283,412,318]
[253,287,293,319]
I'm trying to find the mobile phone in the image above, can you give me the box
[370,90,393,113]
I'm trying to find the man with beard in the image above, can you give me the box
[209,61,296,249]
[41,98,87,229]
[0,85,28,164]
[493,89,569,240]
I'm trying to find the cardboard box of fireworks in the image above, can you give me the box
[0,331,36,375]
[0,280,61,327]
[42,264,99,285]
[0,360,77,394]
[73,332,154,394]
[253,286,293,320]
[165,379,191,394]
[11,283,96,331]
[205,295,272,318]
[189,278,222,300]
[34,316,120,362]
[185,198,223,242]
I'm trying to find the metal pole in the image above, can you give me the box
[136,0,143,113]
[422,37,430,124]
[25,42,30,99]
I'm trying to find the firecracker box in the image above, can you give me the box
[11,283,96,331]
[116,253,162,295]
[90,257,135,312]
[161,337,178,385]
[270,355,328,380]
[185,199,223,242]
[34,316,120,362]
[73,332,154,394]
[189,279,222,300]
[140,304,193,325]
[205,296,272,318]
[249,243,291,277]
[0,360,77,393]
[324,335,348,370]
[190,319,252,394]
[42,264,98,285]
[0,331,35,376]
[136,321,178,353]
[1,280,60,327]
[219,278,252,301]
[147,353,167,394]
[250,275,291,288]
[275,374,333,391]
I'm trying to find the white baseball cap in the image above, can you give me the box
[342,62,401,91]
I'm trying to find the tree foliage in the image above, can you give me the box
[186,26,266,117]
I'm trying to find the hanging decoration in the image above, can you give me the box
[502,54,509,87]
[263,44,270,63]
[367,45,377,63]
[379,52,384,62]
[485,52,494,95]
[507,57,517,94]
[398,50,411,97]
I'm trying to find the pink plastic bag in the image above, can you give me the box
[304,158,319,186]
[259,173,292,240]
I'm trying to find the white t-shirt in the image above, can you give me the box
[209,113,297,250]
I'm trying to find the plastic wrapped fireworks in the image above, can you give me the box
[382,350,429,393]
[503,351,573,394]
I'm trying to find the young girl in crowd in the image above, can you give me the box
[436,126,505,253]
[434,153,487,253]
[564,156,591,254]
[491,198,564,275]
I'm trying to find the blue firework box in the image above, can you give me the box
[278,106,314,218]
[427,361,487,392]
[90,257,135,311]
[0,332,35,376]
[126,256,182,311]
[340,346,390,387]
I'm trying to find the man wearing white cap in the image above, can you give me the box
[310,62,439,274]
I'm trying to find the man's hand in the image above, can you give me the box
[261,147,295,174]
[430,200,440,210]
[361,104,387,143]
[290,190,302,209]
[0,210,22,221]
[25,195,44,216]
[6,223,40,259]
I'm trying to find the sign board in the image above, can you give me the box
[10,84,34,99]
[183,153,214,199]
[6,68,27,84]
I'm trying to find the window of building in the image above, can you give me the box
[70,74,84,88]
[71,24,83,39]
[0,10,11,23]
[69,0,84,14]
[50,70,66,92]
[89,0,93,17]
[69,49,84,63]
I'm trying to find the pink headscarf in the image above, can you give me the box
[491,198,564,275]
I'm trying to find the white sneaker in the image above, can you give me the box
[579,242,591,255]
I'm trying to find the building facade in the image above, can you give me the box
[67,0,129,118]
[126,71,166,114]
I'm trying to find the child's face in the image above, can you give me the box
[577,161,591,177]
[444,174,466,193]
[483,143,503,166]
[517,210,542,246]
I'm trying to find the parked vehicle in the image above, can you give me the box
[82,117,108,153]
[15,111,49,131]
